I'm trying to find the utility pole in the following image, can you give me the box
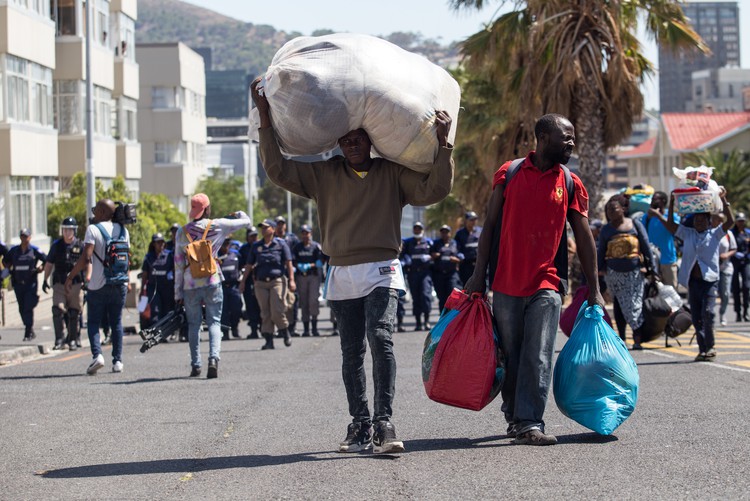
[85,0,96,216]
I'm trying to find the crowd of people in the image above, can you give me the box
[0,105,746,453]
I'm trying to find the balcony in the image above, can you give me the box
[114,58,139,99]
[116,140,141,180]
[0,5,55,68]
[58,135,117,179]
[0,124,58,176]
[55,38,114,90]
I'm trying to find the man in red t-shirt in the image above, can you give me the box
[465,113,603,446]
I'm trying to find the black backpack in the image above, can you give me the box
[94,223,130,285]
[488,158,575,295]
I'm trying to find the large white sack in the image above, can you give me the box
[249,33,461,172]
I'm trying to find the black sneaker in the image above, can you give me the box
[53,341,65,351]
[338,422,373,453]
[373,420,405,454]
[190,366,202,377]
[207,358,219,379]
[506,423,518,438]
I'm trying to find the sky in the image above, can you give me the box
[186,0,750,111]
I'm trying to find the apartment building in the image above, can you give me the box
[137,42,206,213]
[0,0,57,246]
[0,0,140,246]
[686,67,750,112]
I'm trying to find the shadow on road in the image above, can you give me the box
[0,374,84,381]
[636,360,694,366]
[39,451,347,478]
[556,433,619,444]
[99,377,192,385]
[408,435,512,452]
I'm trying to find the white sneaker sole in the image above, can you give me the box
[338,441,372,453]
[373,441,405,454]
[86,360,104,375]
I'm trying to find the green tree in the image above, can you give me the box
[449,0,708,214]
[687,149,750,214]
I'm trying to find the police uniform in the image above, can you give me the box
[455,224,482,286]
[249,236,292,342]
[292,238,323,336]
[239,239,261,338]
[402,234,434,330]
[430,237,463,312]
[4,243,46,339]
[47,236,84,347]
[141,248,175,326]
[280,230,301,335]
[219,247,243,339]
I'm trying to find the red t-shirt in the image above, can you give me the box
[491,152,589,296]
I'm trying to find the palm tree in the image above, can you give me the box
[449,0,708,214]
[687,149,750,214]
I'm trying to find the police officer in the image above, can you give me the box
[431,225,463,312]
[239,227,261,339]
[141,233,175,329]
[401,222,434,331]
[43,217,85,350]
[165,223,180,252]
[3,229,46,340]
[218,239,243,340]
[454,211,482,286]
[292,224,324,336]
[276,215,300,336]
[241,219,295,349]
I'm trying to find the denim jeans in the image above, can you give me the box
[330,287,398,423]
[718,271,732,317]
[184,284,223,368]
[492,289,562,434]
[87,284,127,363]
[688,277,718,353]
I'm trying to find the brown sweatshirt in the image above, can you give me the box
[259,127,454,266]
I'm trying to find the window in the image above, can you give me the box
[9,178,32,237]
[3,55,53,126]
[54,0,79,36]
[34,178,55,235]
[154,142,185,164]
[189,142,205,166]
[93,86,112,136]
[54,80,84,134]
[111,12,135,60]
[113,97,137,140]
[87,0,110,47]
[151,87,182,109]
[7,55,29,122]
[8,0,48,15]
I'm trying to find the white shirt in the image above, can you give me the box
[719,230,737,275]
[84,221,130,291]
[323,258,406,301]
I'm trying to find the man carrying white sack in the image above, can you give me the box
[252,78,454,454]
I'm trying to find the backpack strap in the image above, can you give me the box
[488,158,526,284]
[183,220,212,243]
[92,223,112,265]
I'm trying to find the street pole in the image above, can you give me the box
[85,0,96,217]
[286,190,292,232]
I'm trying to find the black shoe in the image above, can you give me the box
[75,337,82,348]
[737,313,743,323]
[338,421,373,453]
[397,322,406,333]
[283,328,292,347]
[231,328,240,338]
[222,334,229,341]
[179,336,188,342]
[207,358,218,379]
[424,322,432,331]
[68,341,78,351]
[190,366,202,377]
[312,330,320,337]
[302,330,311,337]
[53,341,65,351]
[331,330,339,336]
[373,421,405,454]
[261,333,275,350]
[414,324,422,332]
[246,331,260,340]
[290,330,300,338]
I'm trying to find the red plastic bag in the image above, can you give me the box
[560,285,612,337]
[422,289,502,411]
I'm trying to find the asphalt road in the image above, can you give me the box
[2,309,750,500]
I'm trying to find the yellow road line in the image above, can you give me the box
[729,360,750,368]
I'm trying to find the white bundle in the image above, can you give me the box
[249,33,461,172]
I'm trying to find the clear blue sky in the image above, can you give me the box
[185,0,750,111]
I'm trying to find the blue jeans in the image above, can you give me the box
[87,284,127,363]
[718,271,732,317]
[688,277,718,353]
[184,284,223,368]
[492,289,562,434]
[330,287,398,424]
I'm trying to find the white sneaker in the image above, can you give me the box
[720,316,727,326]
[86,354,105,375]
[112,361,124,373]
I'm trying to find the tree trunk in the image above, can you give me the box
[573,83,606,217]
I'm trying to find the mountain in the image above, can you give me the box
[135,0,459,77]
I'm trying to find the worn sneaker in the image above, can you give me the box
[338,422,373,453]
[506,423,518,438]
[695,352,708,362]
[512,429,557,446]
[86,354,105,375]
[705,349,717,360]
[190,366,202,377]
[373,421,405,454]
[52,341,65,351]
[112,361,124,373]
[207,358,219,379]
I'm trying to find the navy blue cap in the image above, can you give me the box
[259,219,277,229]
[300,224,312,233]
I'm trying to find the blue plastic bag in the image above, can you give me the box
[553,302,639,435]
